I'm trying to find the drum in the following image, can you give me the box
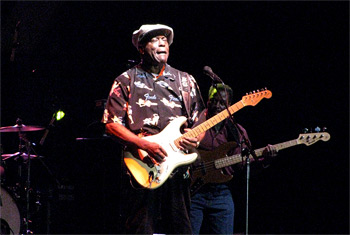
[0,186,21,234]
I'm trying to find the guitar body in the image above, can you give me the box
[124,116,198,189]
[190,142,236,195]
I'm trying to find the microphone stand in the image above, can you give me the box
[15,119,32,234]
[17,130,33,234]
[24,137,32,234]
[17,118,61,234]
[212,80,258,235]
[39,114,62,186]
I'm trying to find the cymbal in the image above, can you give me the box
[1,152,21,160]
[1,152,43,161]
[0,124,44,132]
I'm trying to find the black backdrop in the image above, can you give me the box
[1,1,349,234]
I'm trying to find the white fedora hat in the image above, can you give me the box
[132,24,174,49]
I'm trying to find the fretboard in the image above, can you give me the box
[174,100,246,147]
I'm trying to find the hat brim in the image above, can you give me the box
[139,28,173,45]
[132,24,174,49]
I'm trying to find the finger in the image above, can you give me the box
[159,147,168,157]
[153,154,165,163]
[180,139,197,149]
[181,138,192,146]
[267,145,275,153]
[183,136,198,144]
[183,128,191,133]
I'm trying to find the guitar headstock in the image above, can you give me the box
[241,88,272,106]
[296,132,331,146]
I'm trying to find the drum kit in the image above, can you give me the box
[1,119,46,234]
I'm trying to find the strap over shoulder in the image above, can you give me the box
[178,71,205,127]
[178,71,192,120]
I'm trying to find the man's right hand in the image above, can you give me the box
[140,140,168,163]
[106,122,168,163]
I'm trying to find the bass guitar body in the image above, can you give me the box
[190,142,237,195]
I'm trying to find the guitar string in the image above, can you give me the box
[177,91,271,145]
[192,157,242,173]
[175,101,245,143]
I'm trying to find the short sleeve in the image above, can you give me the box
[102,71,131,126]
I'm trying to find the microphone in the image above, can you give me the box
[39,115,56,146]
[203,66,223,83]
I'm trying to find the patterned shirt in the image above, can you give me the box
[102,63,204,136]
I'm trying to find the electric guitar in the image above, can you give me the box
[190,131,331,195]
[124,89,272,189]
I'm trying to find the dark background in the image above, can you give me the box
[1,1,348,234]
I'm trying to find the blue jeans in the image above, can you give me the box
[190,184,234,234]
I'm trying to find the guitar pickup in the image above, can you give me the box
[198,161,207,175]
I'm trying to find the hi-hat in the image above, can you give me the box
[0,124,44,132]
[1,152,43,161]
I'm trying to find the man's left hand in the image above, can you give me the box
[179,128,200,150]
[262,144,278,157]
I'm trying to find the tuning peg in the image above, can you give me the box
[253,90,256,94]
[303,128,308,133]
[322,127,327,132]
[315,126,321,133]
[249,91,252,95]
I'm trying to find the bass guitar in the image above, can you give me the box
[124,89,272,189]
[190,131,331,195]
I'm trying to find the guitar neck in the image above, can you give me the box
[215,138,299,169]
[173,89,272,147]
[253,138,299,157]
[176,100,246,144]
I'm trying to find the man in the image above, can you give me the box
[102,24,205,234]
[190,84,277,234]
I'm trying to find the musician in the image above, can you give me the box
[102,24,205,234]
[190,84,277,234]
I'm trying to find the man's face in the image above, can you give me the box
[141,35,169,65]
[207,90,231,116]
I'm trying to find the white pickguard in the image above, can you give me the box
[124,116,198,189]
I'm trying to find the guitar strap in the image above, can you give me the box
[178,71,204,128]
[178,71,192,124]
[177,71,198,179]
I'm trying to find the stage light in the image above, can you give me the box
[56,110,65,121]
